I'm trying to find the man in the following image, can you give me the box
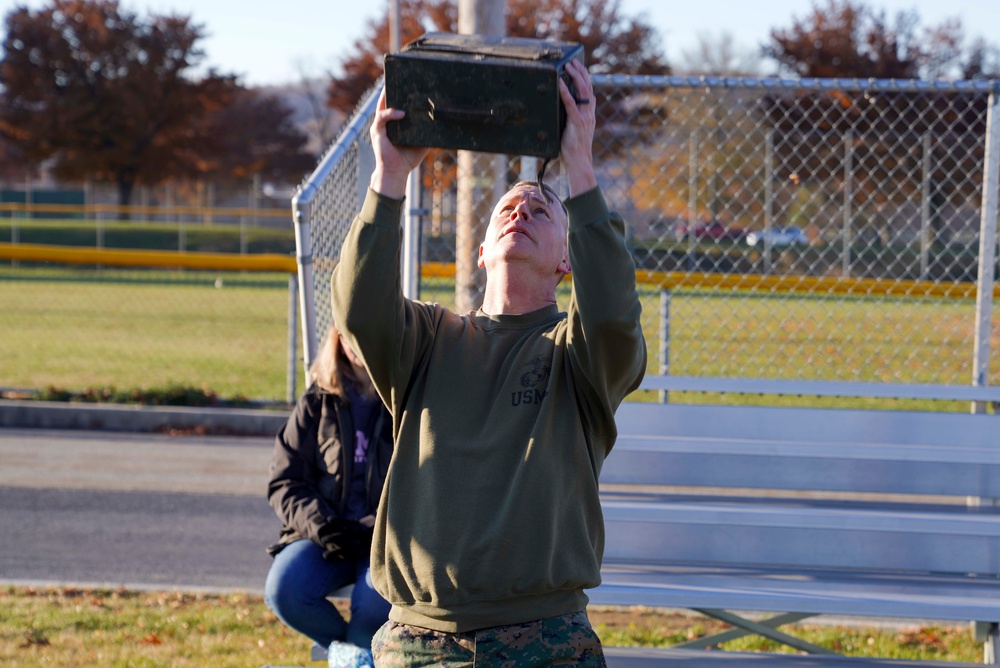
[331,59,646,666]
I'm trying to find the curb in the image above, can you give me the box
[0,399,287,435]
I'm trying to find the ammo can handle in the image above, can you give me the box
[426,97,525,125]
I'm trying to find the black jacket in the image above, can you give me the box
[266,384,393,556]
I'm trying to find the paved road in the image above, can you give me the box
[0,428,280,593]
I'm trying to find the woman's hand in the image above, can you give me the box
[317,518,373,561]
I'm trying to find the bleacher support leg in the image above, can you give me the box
[986,623,1000,665]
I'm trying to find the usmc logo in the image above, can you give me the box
[512,355,550,407]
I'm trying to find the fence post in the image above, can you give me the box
[94,174,104,250]
[658,289,670,404]
[972,90,1000,416]
[402,165,422,300]
[520,156,539,183]
[20,177,31,258]
[292,195,317,386]
[252,174,261,228]
[287,274,299,404]
[10,181,20,268]
[764,128,774,274]
[842,131,853,278]
[920,133,932,280]
[240,214,248,255]
[686,129,698,271]
[357,134,376,215]
[84,178,93,223]
[204,181,214,226]
[166,183,184,252]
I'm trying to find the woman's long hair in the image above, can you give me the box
[308,325,375,400]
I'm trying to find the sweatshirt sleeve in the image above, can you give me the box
[330,189,437,413]
[564,187,647,440]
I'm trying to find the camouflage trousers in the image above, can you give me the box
[370,610,606,667]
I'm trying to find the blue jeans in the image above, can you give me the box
[264,539,391,649]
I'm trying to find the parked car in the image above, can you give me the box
[745,226,809,247]
[676,220,746,241]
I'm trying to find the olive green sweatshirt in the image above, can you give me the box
[331,185,646,633]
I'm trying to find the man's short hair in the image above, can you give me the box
[510,180,568,216]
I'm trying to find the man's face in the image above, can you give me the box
[477,184,570,279]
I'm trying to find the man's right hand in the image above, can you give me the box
[369,87,429,199]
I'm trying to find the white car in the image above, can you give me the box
[745,226,808,247]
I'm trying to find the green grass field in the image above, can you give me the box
[0,586,983,667]
[423,276,995,411]
[1,267,295,404]
[2,269,996,409]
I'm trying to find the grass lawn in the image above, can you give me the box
[646,289,994,411]
[0,585,982,667]
[0,268,295,404]
[423,276,994,411]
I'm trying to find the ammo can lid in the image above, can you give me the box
[401,32,581,63]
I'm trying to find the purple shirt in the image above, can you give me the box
[343,381,380,520]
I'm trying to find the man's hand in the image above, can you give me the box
[369,87,429,199]
[558,59,598,197]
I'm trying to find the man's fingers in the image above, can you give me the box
[373,90,406,129]
[374,107,404,127]
[558,77,577,111]
[560,62,594,119]
[566,60,593,102]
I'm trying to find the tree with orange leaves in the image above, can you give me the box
[323,0,670,206]
[326,0,669,114]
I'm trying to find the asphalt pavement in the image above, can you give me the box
[0,398,287,435]
[0,425,282,594]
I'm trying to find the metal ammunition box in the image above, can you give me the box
[384,32,584,158]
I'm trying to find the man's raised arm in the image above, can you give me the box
[330,88,429,400]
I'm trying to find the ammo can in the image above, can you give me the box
[384,32,585,159]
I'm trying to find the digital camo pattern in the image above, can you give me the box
[371,611,606,667]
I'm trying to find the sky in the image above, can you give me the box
[1,0,998,86]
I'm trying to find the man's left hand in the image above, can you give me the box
[559,59,598,197]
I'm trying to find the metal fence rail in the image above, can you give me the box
[293,75,999,400]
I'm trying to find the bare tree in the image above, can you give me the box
[680,31,761,76]
[760,0,998,253]
[292,58,345,156]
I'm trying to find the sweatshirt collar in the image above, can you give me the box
[473,304,562,329]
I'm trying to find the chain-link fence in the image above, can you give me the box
[0,172,306,405]
[294,75,1000,396]
[0,263,299,404]
[1,176,294,227]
